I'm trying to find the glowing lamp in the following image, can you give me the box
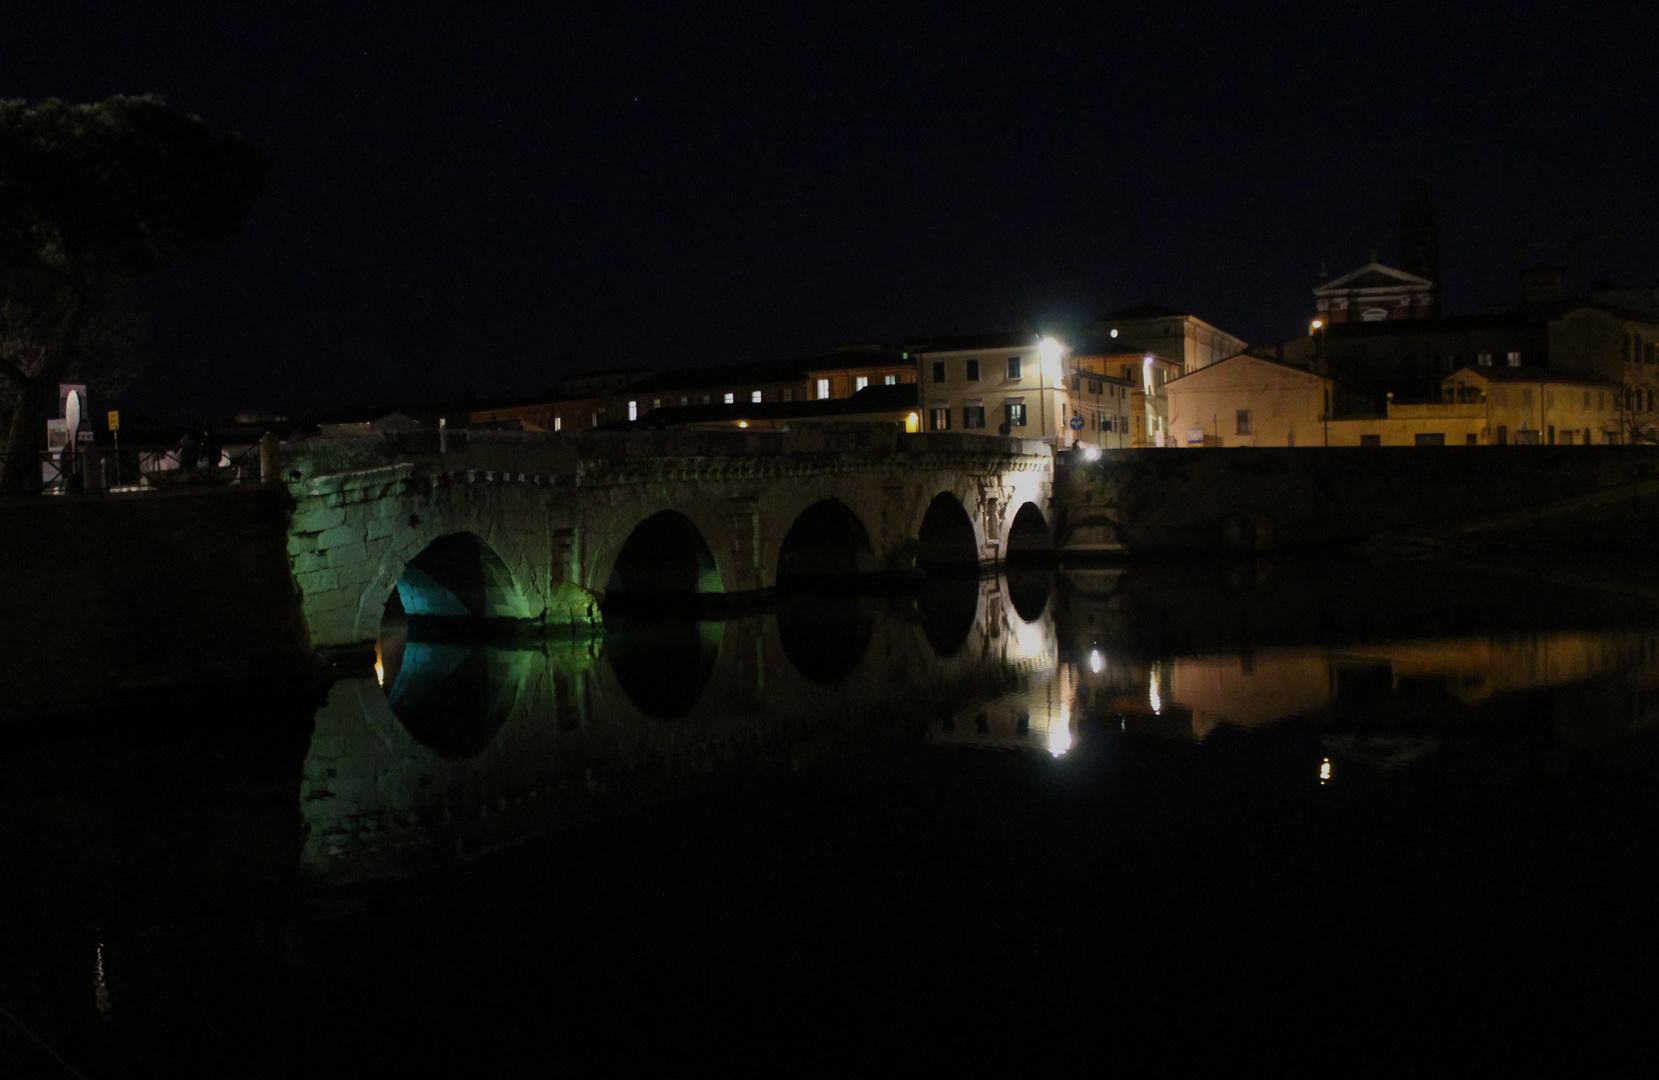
[1083,445,1101,461]
[905,412,920,433]
[1039,337,1064,381]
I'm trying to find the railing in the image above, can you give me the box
[3,442,266,496]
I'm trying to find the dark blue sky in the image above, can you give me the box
[8,2,1658,419]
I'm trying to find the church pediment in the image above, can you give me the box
[1316,261,1435,295]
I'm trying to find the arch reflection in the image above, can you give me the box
[916,577,980,658]
[1006,568,1053,623]
[377,618,527,758]
[603,614,722,719]
[777,594,878,684]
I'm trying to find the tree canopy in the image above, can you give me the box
[0,95,269,491]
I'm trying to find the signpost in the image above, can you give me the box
[109,411,120,486]
[1069,415,1085,431]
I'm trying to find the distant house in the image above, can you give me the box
[911,331,1073,444]
[1091,303,1248,375]
[317,410,423,439]
[1166,353,1336,447]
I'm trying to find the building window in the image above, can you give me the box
[1647,341,1657,364]
[782,387,794,402]
[1236,409,1252,435]
[653,399,661,409]
[931,407,951,431]
[627,400,638,421]
[1507,351,1522,367]
[885,374,897,386]
[1478,353,1493,366]
[554,416,562,432]
[1006,402,1027,427]
[816,378,830,400]
[963,405,986,429]
[932,361,946,382]
[724,392,735,404]
[680,396,689,406]
[965,359,980,382]
[855,376,869,392]
[1360,434,1380,446]
[1415,433,1446,446]
[751,390,763,403]
[1007,356,1022,381]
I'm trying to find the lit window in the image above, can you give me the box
[1006,402,1027,427]
[653,399,661,409]
[1507,352,1522,367]
[816,378,830,399]
[1237,409,1252,435]
[554,416,562,432]
[885,374,897,386]
[680,396,689,406]
[855,376,869,392]
[627,400,638,421]
[932,361,946,382]
[724,392,735,404]
[1007,356,1022,381]
[965,359,980,382]
[931,406,951,430]
[1478,353,1493,366]
[751,390,763,403]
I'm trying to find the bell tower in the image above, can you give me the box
[1398,181,1439,284]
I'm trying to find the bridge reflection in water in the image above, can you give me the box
[305,560,1659,885]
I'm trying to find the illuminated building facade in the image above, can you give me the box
[912,331,1074,444]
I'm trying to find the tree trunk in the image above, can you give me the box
[0,284,86,495]
[1,374,44,494]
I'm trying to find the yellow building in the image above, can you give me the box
[1442,367,1624,445]
[1165,353,1333,447]
[913,331,1073,444]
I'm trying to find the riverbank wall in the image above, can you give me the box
[1054,445,1659,555]
[0,484,312,719]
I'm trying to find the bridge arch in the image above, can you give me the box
[393,531,532,620]
[1005,501,1050,564]
[776,498,879,586]
[917,491,980,572]
[602,510,724,608]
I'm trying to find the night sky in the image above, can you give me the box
[8,2,1658,421]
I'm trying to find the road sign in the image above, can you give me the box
[1069,415,1085,430]
[108,410,120,431]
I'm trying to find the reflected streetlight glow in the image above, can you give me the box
[374,644,385,687]
[1089,648,1104,673]
[1149,662,1162,714]
[1048,719,1073,757]
[1320,758,1332,784]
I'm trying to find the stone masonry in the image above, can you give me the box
[281,426,1054,653]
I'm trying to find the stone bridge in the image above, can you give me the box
[281,426,1054,654]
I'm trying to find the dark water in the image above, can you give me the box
[6,556,1659,1073]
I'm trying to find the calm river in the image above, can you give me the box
[5,556,1659,1073]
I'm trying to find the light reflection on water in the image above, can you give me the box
[297,562,1659,884]
[9,558,1659,1071]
